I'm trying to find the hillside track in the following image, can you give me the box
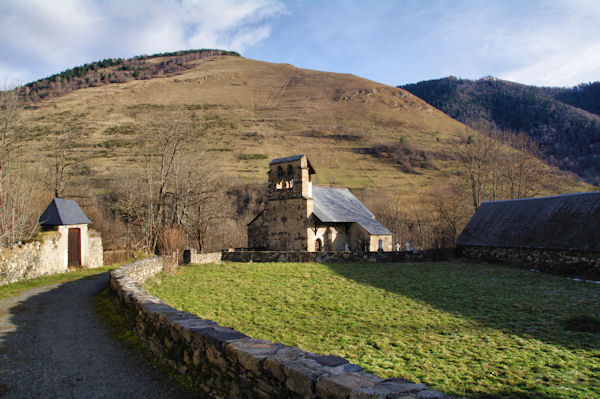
[0,273,201,399]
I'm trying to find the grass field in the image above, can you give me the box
[144,261,600,399]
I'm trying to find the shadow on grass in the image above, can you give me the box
[325,261,600,351]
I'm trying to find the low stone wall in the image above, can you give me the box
[109,257,450,399]
[221,249,453,263]
[87,236,104,269]
[457,245,600,280]
[0,230,104,286]
[182,250,222,265]
[0,233,64,286]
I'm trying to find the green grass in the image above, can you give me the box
[144,262,600,399]
[0,265,120,301]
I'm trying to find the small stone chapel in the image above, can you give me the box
[38,198,103,269]
[247,155,392,252]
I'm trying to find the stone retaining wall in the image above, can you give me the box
[109,257,450,398]
[221,249,453,264]
[183,250,222,265]
[457,245,600,280]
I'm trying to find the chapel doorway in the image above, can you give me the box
[68,228,81,267]
[315,238,322,252]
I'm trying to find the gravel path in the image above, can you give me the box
[0,273,202,398]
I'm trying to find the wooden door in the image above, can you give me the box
[68,228,81,267]
[315,238,322,252]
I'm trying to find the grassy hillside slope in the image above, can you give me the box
[16,55,586,199]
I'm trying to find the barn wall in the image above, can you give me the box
[457,245,600,280]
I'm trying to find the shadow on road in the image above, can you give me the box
[0,273,201,399]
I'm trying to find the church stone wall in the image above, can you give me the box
[262,198,310,251]
[248,213,268,250]
[369,235,393,252]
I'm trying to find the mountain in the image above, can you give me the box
[399,77,600,185]
[543,82,600,117]
[7,51,592,250]
[16,54,468,189]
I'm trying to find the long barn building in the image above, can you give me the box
[456,192,600,279]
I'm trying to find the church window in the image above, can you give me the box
[275,166,284,189]
[286,165,294,189]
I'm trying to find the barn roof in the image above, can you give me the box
[456,192,600,251]
[312,186,392,235]
[39,198,91,226]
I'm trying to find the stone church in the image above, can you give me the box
[247,155,392,252]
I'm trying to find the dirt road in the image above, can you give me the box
[0,273,200,398]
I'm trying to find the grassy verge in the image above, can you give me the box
[144,261,600,399]
[0,265,121,301]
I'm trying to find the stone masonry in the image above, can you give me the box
[457,245,600,280]
[0,230,103,286]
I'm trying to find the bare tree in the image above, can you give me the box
[0,167,42,246]
[454,128,545,212]
[454,132,499,211]
[0,83,21,164]
[430,181,471,247]
[495,130,544,199]
[0,82,44,245]
[40,128,85,198]
[110,116,231,254]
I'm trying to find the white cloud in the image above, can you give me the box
[0,0,285,83]
[426,0,600,86]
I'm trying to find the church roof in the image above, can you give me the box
[312,186,392,235]
[456,191,600,251]
[39,198,91,226]
[270,154,315,174]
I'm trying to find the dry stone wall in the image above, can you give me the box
[221,249,453,263]
[87,236,104,269]
[183,250,222,265]
[0,229,104,286]
[109,257,451,399]
[457,245,600,280]
[0,235,62,285]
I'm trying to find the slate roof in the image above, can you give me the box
[312,186,392,235]
[456,192,600,251]
[270,154,315,174]
[39,198,91,226]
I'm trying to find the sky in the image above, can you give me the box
[1,0,599,88]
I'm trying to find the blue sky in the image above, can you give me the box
[1,0,598,87]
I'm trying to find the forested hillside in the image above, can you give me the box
[544,82,600,117]
[400,77,600,185]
